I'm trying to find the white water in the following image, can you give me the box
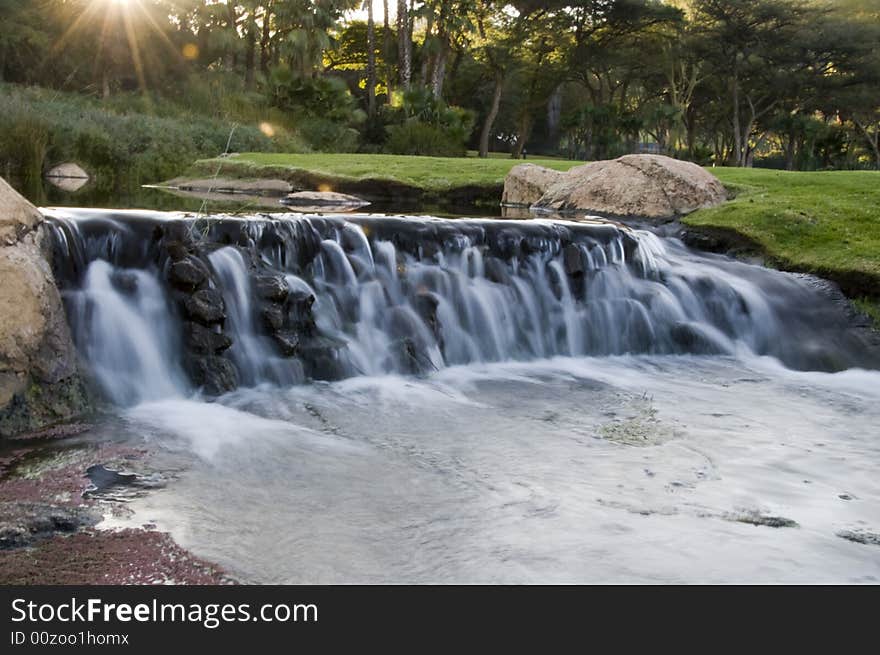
[64,260,188,405]
[44,209,880,582]
[120,355,880,583]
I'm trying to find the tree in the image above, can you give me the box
[366,0,377,116]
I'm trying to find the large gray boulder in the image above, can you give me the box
[504,154,727,219]
[501,164,566,207]
[0,176,87,437]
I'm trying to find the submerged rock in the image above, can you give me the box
[280,191,369,211]
[730,511,799,529]
[836,530,880,547]
[0,502,100,549]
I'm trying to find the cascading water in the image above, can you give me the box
[63,259,188,405]
[39,207,880,584]
[44,208,878,404]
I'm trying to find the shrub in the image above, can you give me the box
[296,118,360,153]
[0,103,50,182]
[385,122,468,157]
[383,87,475,156]
[0,84,307,190]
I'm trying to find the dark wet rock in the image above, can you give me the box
[262,304,286,331]
[0,502,100,549]
[85,464,138,493]
[670,322,724,355]
[185,356,238,395]
[272,331,300,356]
[836,530,880,546]
[169,256,209,292]
[563,244,585,277]
[83,464,164,500]
[255,274,289,302]
[297,335,348,381]
[165,240,191,262]
[184,288,225,325]
[288,288,316,314]
[839,493,854,501]
[185,322,232,355]
[731,511,798,529]
[484,256,511,285]
[414,291,441,339]
[392,337,431,375]
[158,221,195,247]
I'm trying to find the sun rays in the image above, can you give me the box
[50,0,185,97]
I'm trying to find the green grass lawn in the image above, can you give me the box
[685,168,880,298]
[206,152,581,191]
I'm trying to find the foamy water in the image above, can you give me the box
[117,354,880,583]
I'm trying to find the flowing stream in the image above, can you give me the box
[42,208,880,582]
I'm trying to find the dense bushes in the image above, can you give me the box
[0,84,306,190]
[385,123,468,157]
[266,68,364,152]
[382,88,475,157]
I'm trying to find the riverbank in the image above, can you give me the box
[0,428,231,584]
[179,153,579,205]
[683,168,880,312]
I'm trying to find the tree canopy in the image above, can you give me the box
[1,0,878,168]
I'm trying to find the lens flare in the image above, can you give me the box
[182,43,199,60]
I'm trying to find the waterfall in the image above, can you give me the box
[65,259,187,405]
[43,209,878,404]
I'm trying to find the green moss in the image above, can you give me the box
[854,298,880,328]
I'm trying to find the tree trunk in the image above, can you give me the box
[479,73,504,158]
[397,0,411,89]
[420,15,434,87]
[513,114,533,159]
[366,1,376,117]
[431,46,448,99]
[260,6,273,75]
[731,63,744,167]
[383,0,391,100]
[245,26,256,90]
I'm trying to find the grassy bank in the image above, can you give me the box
[190,152,580,195]
[685,168,880,299]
